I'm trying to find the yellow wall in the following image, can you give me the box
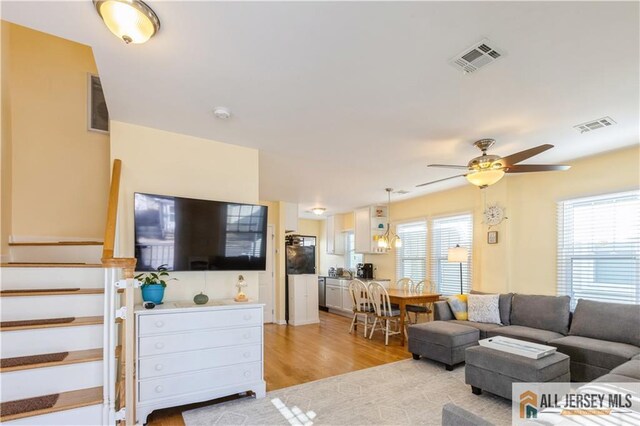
[110,120,260,303]
[1,22,12,259]
[5,22,110,240]
[319,146,640,295]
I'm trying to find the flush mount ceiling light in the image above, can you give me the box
[94,0,160,44]
[213,107,232,120]
[311,207,326,216]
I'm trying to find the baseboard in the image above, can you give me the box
[275,319,287,325]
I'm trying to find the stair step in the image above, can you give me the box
[8,241,103,247]
[0,386,102,422]
[0,289,104,297]
[0,316,103,332]
[0,263,102,268]
[0,348,103,373]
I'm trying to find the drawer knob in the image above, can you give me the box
[155,321,164,328]
[155,364,164,371]
[243,314,251,321]
[155,385,164,393]
[243,371,251,378]
[243,332,250,339]
[243,352,251,358]
[155,342,165,349]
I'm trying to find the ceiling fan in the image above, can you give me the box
[417,139,570,189]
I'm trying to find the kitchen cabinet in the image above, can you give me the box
[288,274,319,326]
[354,206,388,254]
[326,215,345,255]
[341,287,352,312]
[135,302,265,424]
[326,278,342,309]
[283,202,298,233]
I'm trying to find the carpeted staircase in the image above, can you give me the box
[0,242,106,425]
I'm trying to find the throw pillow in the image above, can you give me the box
[467,294,501,324]
[447,294,468,320]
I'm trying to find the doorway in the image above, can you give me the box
[259,225,275,323]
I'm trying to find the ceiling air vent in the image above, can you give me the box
[450,39,504,75]
[573,117,617,134]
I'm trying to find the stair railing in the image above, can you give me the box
[101,159,138,425]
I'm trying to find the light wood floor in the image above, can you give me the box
[146,311,411,426]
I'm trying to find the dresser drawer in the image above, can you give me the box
[139,308,261,336]
[139,343,261,379]
[139,326,261,357]
[138,361,262,402]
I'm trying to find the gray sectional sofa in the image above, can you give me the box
[410,294,640,382]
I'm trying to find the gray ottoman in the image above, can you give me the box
[465,346,570,400]
[408,321,480,370]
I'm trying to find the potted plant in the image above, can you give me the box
[135,264,176,304]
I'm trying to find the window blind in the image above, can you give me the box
[430,214,473,295]
[395,221,427,282]
[557,190,640,308]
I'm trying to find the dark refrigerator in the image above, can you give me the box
[285,235,316,322]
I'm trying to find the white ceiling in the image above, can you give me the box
[3,1,639,219]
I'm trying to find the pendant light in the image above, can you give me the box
[377,188,402,250]
[94,0,160,44]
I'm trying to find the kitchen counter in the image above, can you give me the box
[320,276,390,281]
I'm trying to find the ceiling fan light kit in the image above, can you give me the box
[94,0,160,44]
[419,138,570,189]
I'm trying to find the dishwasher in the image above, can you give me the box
[318,276,328,311]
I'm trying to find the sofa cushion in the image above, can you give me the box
[447,294,468,320]
[610,360,640,380]
[569,299,640,347]
[450,320,502,339]
[486,325,564,344]
[510,294,571,335]
[550,335,640,371]
[592,373,640,383]
[470,290,513,325]
[467,294,501,324]
[634,354,640,361]
[408,321,479,347]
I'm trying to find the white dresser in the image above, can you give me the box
[135,300,266,424]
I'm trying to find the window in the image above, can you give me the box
[395,221,427,282]
[344,231,363,270]
[430,214,473,295]
[557,191,640,308]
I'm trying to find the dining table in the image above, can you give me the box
[386,289,442,345]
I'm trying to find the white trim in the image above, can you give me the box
[10,235,104,243]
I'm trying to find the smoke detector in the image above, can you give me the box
[573,116,616,134]
[213,107,231,120]
[450,39,504,75]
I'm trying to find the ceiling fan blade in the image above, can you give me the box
[500,144,554,167]
[416,174,467,187]
[505,164,571,173]
[427,164,469,170]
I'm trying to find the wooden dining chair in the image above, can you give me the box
[406,279,436,324]
[394,277,413,290]
[368,281,402,345]
[348,279,374,337]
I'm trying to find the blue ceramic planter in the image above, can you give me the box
[141,285,165,304]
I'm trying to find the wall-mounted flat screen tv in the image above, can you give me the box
[134,193,268,272]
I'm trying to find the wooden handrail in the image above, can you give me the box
[102,159,122,260]
[100,159,137,425]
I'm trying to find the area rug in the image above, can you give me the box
[183,359,512,425]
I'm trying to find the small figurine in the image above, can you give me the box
[234,274,248,302]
